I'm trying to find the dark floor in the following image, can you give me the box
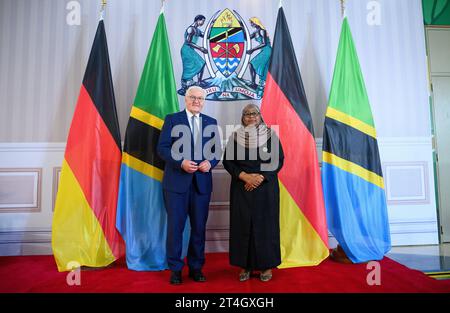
[387,243,450,278]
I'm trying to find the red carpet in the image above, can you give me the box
[1,253,450,293]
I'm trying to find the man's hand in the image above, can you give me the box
[181,160,198,173]
[198,160,211,173]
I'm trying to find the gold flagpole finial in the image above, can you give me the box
[340,0,346,18]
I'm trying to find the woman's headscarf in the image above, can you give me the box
[234,104,272,149]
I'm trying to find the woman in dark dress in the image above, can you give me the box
[223,104,284,282]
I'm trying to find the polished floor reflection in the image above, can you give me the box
[387,243,450,278]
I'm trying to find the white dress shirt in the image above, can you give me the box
[185,109,200,134]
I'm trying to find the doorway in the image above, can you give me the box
[426,27,450,243]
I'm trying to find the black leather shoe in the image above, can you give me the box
[170,271,182,285]
[189,269,206,282]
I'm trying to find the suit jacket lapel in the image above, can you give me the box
[178,110,195,149]
[178,110,190,129]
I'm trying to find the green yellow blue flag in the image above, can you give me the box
[116,12,188,271]
[321,17,391,263]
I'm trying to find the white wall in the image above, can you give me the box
[0,0,431,140]
[0,0,438,255]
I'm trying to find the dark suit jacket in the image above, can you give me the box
[157,110,222,194]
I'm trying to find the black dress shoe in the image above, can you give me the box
[189,269,206,282]
[170,271,182,285]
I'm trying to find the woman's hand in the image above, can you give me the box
[239,172,264,191]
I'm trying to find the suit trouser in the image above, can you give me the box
[164,182,211,272]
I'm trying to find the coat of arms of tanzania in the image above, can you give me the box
[178,9,272,101]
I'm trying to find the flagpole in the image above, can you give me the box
[161,0,165,14]
[340,0,346,18]
[99,0,106,21]
[331,0,352,265]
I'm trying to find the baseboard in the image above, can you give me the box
[0,229,52,256]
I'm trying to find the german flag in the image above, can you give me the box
[321,17,391,263]
[260,7,329,268]
[52,20,124,272]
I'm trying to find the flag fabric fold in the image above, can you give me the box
[116,12,189,271]
[52,20,124,272]
[260,7,329,268]
[321,17,391,263]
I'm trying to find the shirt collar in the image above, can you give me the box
[186,109,199,119]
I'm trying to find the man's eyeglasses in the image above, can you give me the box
[243,112,260,117]
[188,95,205,102]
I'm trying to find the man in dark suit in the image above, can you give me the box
[157,86,221,284]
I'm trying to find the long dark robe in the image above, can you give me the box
[222,134,284,270]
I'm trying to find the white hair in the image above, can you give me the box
[186,86,207,98]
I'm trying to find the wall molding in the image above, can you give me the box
[0,137,439,255]
[0,168,42,213]
[0,142,66,153]
[52,167,61,212]
[0,229,52,244]
[376,137,432,147]
[389,218,438,233]
[383,161,430,205]
[0,218,439,255]
[0,229,52,256]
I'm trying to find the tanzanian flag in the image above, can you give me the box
[52,19,124,272]
[116,11,189,271]
[321,17,391,263]
[260,6,329,268]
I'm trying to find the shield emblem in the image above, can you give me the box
[208,9,245,77]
